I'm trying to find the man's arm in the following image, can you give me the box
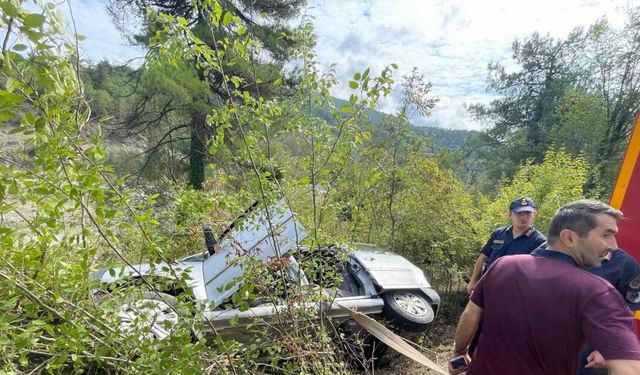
[453,300,483,355]
[582,288,640,374]
[449,301,482,374]
[608,359,640,375]
[467,254,488,295]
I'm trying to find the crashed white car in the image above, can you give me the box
[91,201,440,341]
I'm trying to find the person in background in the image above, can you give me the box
[466,197,546,355]
[466,197,546,295]
[450,200,640,375]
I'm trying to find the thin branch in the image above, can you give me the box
[133,126,190,181]
[0,154,171,305]
[0,269,110,347]
[2,16,14,55]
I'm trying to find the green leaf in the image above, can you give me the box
[348,81,358,89]
[12,44,27,51]
[362,67,370,80]
[26,30,44,42]
[34,118,45,134]
[33,187,49,195]
[24,14,46,29]
[274,77,282,86]
[222,11,232,26]
[229,315,239,327]
[35,43,53,51]
[8,126,23,135]
[354,72,361,81]
[0,2,18,17]
[213,2,223,23]
[0,91,23,105]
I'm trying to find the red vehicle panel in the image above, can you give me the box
[610,112,640,328]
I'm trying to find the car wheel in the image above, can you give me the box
[113,290,179,340]
[382,290,434,332]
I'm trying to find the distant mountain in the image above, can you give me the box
[314,97,479,151]
[410,125,479,151]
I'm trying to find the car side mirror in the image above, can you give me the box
[203,224,218,256]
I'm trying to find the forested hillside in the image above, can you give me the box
[1,0,638,373]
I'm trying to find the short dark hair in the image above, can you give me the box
[547,200,623,241]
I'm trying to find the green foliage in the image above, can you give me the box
[384,156,483,270]
[82,62,137,118]
[1,1,146,371]
[470,8,640,196]
[480,149,588,236]
[0,1,246,373]
[105,0,307,190]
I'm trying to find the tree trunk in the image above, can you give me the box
[189,110,207,190]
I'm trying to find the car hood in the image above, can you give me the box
[352,248,431,290]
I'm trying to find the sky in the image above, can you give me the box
[19,0,640,130]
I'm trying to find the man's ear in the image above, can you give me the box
[559,229,576,247]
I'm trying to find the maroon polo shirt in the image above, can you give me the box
[469,250,640,375]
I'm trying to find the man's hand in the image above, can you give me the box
[451,301,482,374]
[466,280,475,295]
[585,350,606,369]
[448,353,471,375]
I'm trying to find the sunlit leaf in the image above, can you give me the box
[24,13,46,29]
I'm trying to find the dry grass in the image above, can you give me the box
[374,319,456,374]
[374,291,468,375]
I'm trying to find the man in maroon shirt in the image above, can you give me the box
[449,200,640,375]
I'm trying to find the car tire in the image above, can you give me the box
[381,290,434,332]
[111,290,180,340]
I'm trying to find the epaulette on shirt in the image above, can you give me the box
[490,226,510,245]
[525,226,536,237]
[491,226,536,246]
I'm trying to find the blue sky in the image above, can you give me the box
[16,0,640,129]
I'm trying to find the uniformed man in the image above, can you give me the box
[466,197,547,355]
[466,197,547,295]
[578,248,640,375]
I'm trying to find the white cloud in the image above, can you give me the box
[64,0,145,64]
[5,0,634,130]
[307,0,638,129]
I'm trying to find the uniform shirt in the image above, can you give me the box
[480,225,546,273]
[586,248,640,310]
[468,250,640,375]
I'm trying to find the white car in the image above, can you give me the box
[91,201,440,342]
